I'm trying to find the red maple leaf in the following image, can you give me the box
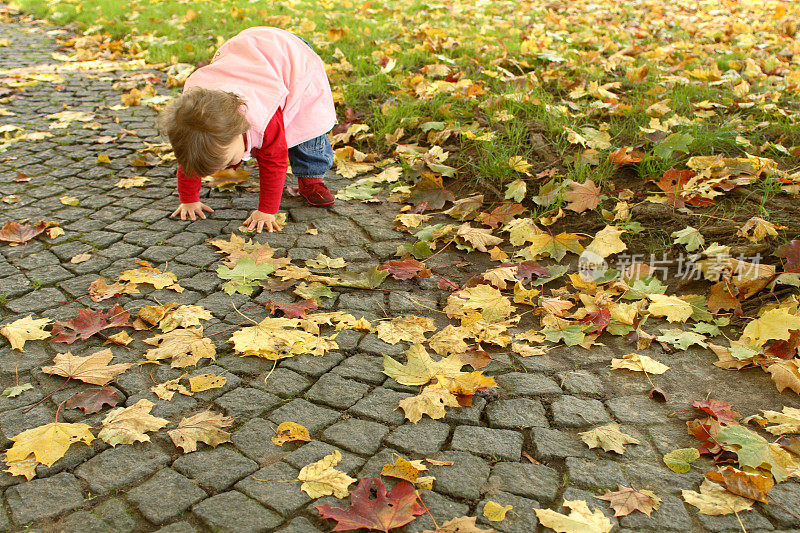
[687,417,725,457]
[515,261,550,283]
[265,299,319,319]
[436,275,459,291]
[478,203,526,229]
[52,304,131,344]
[0,221,48,244]
[765,330,800,360]
[316,478,426,532]
[378,259,431,281]
[691,399,741,425]
[579,308,611,334]
[777,240,800,271]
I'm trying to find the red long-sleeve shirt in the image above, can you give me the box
[176,107,288,214]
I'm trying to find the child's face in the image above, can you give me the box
[220,134,246,170]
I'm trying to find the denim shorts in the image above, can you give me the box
[288,134,333,179]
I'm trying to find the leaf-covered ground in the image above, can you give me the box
[1,1,800,532]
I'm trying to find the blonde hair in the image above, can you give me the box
[157,87,250,178]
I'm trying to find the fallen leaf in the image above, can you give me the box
[118,262,179,290]
[51,304,131,344]
[188,373,227,392]
[143,327,216,368]
[151,375,191,400]
[762,406,800,436]
[97,399,169,446]
[663,448,700,473]
[647,294,693,323]
[596,485,662,517]
[682,479,754,516]
[0,220,47,244]
[88,277,129,302]
[483,501,513,522]
[168,410,234,453]
[315,477,426,532]
[297,450,356,498]
[1,315,51,351]
[422,516,495,532]
[2,383,33,398]
[376,316,436,344]
[704,466,773,503]
[115,176,151,188]
[64,387,119,414]
[5,422,94,477]
[563,179,602,213]
[398,385,460,423]
[611,353,669,374]
[266,299,319,319]
[41,349,132,385]
[691,399,740,425]
[579,424,642,454]
[271,422,312,446]
[456,223,503,252]
[535,499,614,533]
[383,344,463,386]
[70,252,92,264]
[716,424,794,482]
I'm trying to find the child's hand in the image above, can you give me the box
[171,202,214,221]
[244,210,282,233]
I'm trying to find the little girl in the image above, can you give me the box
[158,27,338,233]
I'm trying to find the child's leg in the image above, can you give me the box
[288,134,335,207]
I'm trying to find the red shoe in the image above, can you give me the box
[298,177,335,207]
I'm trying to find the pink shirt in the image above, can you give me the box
[183,27,336,152]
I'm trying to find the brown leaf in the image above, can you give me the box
[0,221,47,244]
[596,485,661,517]
[64,387,120,414]
[563,179,602,213]
[704,466,773,503]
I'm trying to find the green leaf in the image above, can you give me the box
[717,425,793,482]
[672,226,705,252]
[328,266,389,290]
[216,257,274,296]
[542,325,586,346]
[294,282,335,300]
[530,265,570,286]
[2,383,33,398]
[505,179,527,203]
[623,277,667,300]
[334,181,382,201]
[654,133,694,160]
[656,328,707,350]
[396,241,433,260]
[663,448,699,473]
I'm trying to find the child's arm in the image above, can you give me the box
[171,166,214,220]
[243,107,288,233]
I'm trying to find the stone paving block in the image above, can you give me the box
[284,440,365,475]
[486,398,548,429]
[401,491,469,533]
[214,387,281,419]
[348,387,411,425]
[279,352,345,377]
[5,287,67,314]
[94,498,137,533]
[230,417,288,464]
[75,444,171,494]
[55,510,109,533]
[619,494,693,531]
[551,395,612,427]
[0,403,54,440]
[172,446,258,492]
[185,364,241,401]
[305,373,370,409]
[358,334,404,356]
[565,457,627,489]
[235,462,311,516]
[255,367,311,397]
[444,396,486,425]
[192,490,285,532]
[384,419,450,456]
[331,354,385,384]
[427,450,490,500]
[277,517,325,532]
[495,372,562,396]
[6,472,84,525]
[451,425,522,461]
[531,427,593,461]
[487,462,560,503]
[759,482,800,527]
[127,469,206,525]
[269,399,341,434]
[698,510,775,532]
[605,394,670,425]
[322,418,390,455]
[476,491,540,532]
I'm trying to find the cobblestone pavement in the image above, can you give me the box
[1,12,800,533]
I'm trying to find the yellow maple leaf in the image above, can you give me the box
[297,450,356,498]
[398,385,460,423]
[585,225,627,258]
[463,284,514,322]
[375,315,436,345]
[151,375,191,400]
[579,424,642,454]
[647,294,693,323]
[159,305,213,333]
[682,479,754,516]
[115,176,150,188]
[168,410,234,453]
[536,500,614,533]
[97,399,169,446]
[427,325,471,356]
[383,344,464,386]
[271,422,312,446]
[611,353,670,374]
[742,307,800,347]
[143,327,216,368]
[526,233,584,262]
[0,315,51,351]
[118,262,179,290]
[456,223,503,252]
[189,373,227,392]
[484,501,513,522]
[41,349,132,385]
[6,422,94,469]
